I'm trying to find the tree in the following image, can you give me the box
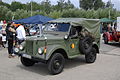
[14,9,31,19]
[56,0,65,11]
[0,1,10,9]
[64,0,75,9]
[40,0,51,14]
[0,6,12,21]
[10,1,25,11]
[79,0,105,10]
[0,1,120,21]
[53,0,75,11]
[49,11,62,19]
[26,1,40,11]
[106,1,113,8]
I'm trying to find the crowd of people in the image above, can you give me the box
[102,22,117,33]
[0,21,26,58]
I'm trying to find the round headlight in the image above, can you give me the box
[38,48,43,55]
[14,48,19,53]
[19,45,23,50]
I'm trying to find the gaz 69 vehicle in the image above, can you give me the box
[14,18,101,75]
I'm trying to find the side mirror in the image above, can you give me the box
[64,35,69,40]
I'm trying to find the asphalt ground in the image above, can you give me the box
[0,40,120,80]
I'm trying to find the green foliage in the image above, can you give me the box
[0,1,120,21]
[62,8,120,20]
[40,0,52,14]
[10,1,26,11]
[0,1,10,8]
[49,11,62,19]
[80,0,105,10]
[53,0,75,11]
[0,6,12,20]
[26,1,41,11]
[106,1,113,8]
[14,9,31,19]
[62,9,82,18]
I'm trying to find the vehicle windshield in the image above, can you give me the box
[43,23,70,32]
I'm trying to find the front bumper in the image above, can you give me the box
[15,52,47,63]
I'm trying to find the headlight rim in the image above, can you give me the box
[38,48,43,55]
[19,45,24,50]
[14,47,19,53]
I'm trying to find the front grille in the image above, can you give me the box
[25,40,33,55]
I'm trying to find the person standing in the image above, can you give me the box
[16,23,26,45]
[6,22,16,58]
[107,23,112,32]
[1,24,6,48]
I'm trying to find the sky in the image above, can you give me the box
[3,0,80,8]
[2,0,120,10]
[103,0,120,10]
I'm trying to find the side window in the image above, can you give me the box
[69,26,83,37]
[69,26,82,38]
[70,27,77,36]
[77,26,82,35]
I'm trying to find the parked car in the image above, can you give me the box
[14,18,101,75]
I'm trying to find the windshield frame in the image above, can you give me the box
[43,23,71,33]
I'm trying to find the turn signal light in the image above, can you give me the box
[44,47,47,54]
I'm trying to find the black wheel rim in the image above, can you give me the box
[53,57,62,71]
[53,60,61,70]
[89,50,96,62]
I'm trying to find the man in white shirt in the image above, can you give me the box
[16,24,26,44]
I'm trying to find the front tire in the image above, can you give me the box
[48,53,65,75]
[21,57,35,67]
[85,48,97,63]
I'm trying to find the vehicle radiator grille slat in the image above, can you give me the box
[25,41,33,55]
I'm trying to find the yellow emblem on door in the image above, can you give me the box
[71,43,75,49]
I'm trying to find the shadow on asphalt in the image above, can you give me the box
[16,56,87,76]
[107,43,120,47]
[65,56,86,69]
[17,63,49,76]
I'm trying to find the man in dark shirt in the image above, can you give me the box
[6,22,16,58]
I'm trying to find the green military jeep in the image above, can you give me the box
[14,18,100,75]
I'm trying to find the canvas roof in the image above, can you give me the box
[49,18,100,39]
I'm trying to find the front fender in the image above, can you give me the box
[93,42,99,53]
[46,45,68,60]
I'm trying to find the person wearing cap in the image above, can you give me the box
[16,23,26,45]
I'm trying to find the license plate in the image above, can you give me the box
[22,54,31,59]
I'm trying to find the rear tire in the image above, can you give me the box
[48,53,65,75]
[21,57,35,67]
[85,48,97,63]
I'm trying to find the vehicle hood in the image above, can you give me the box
[26,34,64,41]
